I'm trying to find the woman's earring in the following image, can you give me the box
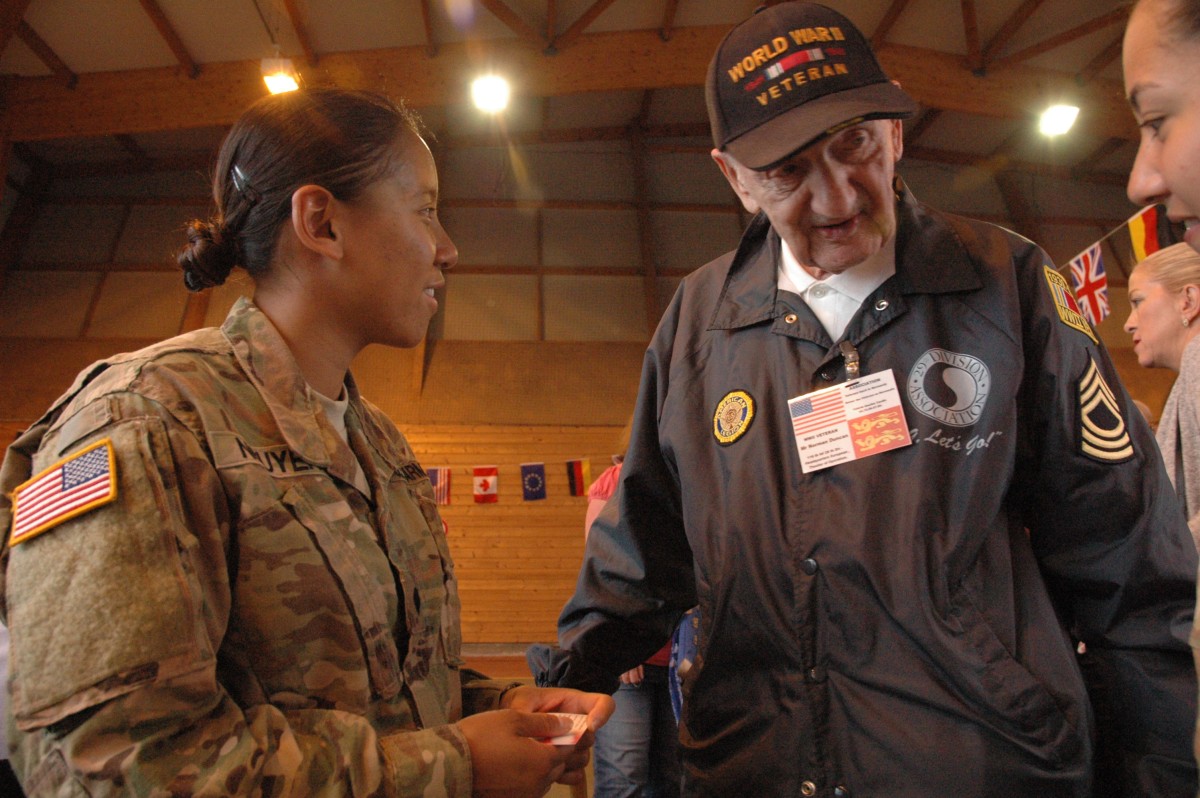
[1185,317,1192,328]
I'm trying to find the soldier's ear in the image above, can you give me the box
[290,185,342,260]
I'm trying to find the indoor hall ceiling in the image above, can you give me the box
[0,0,1148,271]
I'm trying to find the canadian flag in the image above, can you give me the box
[473,466,498,503]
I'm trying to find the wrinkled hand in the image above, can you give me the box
[618,665,644,685]
[499,686,616,786]
[458,709,575,798]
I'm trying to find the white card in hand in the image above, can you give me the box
[543,712,589,745]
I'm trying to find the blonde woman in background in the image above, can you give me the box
[1125,242,1200,544]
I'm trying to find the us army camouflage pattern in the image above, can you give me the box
[0,298,514,796]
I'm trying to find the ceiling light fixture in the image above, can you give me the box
[261,49,299,94]
[1039,104,1080,137]
[471,75,511,114]
[252,0,299,94]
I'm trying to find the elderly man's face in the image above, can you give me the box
[713,119,903,277]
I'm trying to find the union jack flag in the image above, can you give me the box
[1068,242,1109,325]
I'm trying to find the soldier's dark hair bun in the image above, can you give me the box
[176,88,422,294]
[177,219,238,292]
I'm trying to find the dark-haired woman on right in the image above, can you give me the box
[1124,0,1200,785]
[0,88,611,797]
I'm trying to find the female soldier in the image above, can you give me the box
[1124,0,1200,253]
[0,88,611,797]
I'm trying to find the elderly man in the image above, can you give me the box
[531,3,1199,797]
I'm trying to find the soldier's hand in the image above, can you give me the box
[458,709,575,797]
[499,686,616,786]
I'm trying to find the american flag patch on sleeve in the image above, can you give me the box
[9,438,118,546]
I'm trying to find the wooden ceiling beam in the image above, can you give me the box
[905,108,943,144]
[113,133,150,162]
[660,0,681,42]
[961,1,983,74]
[871,0,913,49]
[282,0,319,66]
[992,9,1127,69]
[0,28,1137,143]
[905,144,1128,187]
[0,0,33,55]
[136,0,200,78]
[981,0,1047,66]
[16,21,76,89]
[551,0,619,52]
[419,0,437,58]
[476,0,545,49]
[1076,33,1123,86]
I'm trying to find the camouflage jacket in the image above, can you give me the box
[0,298,512,796]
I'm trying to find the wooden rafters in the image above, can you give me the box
[871,0,914,49]
[552,0,620,52]
[136,0,199,78]
[981,0,1047,65]
[113,134,150,163]
[16,21,75,89]
[961,1,983,74]
[1077,33,1123,86]
[1074,136,1127,176]
[0,29,1139,144]
[992,8,1128,69]
[282,0,319,66]
[476,0,545,49]
[660,0,681,42]
[904,144,1128,187]
[905,108,943,144]
[419,0,437,58]
[0,0,33,55]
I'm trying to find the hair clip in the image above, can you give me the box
[230,164,262,205]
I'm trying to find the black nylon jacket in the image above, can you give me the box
[533,185,1198,797]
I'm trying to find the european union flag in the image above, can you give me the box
[521,462,547,501]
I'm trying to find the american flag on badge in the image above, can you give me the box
[10,439,118,546]
[427,466,451,505]
[790,391,846,437]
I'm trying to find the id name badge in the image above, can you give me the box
[788,370,912,473]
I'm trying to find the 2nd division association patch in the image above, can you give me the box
[1044,266,1098,344]
[713,390,756,446]
[10,438,118,546]
[1078,359,1133,463]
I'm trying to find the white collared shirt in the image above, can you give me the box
[777,238,896,341]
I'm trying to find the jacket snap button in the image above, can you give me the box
[801,782,817,796]
[874,298,889,311]
[785,313,798,324]
[834,788,850,797]
[801,558,818,575]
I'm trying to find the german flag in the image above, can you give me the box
[1108,204,1185,274]
[566,459,591,497]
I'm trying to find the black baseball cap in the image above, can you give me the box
[706,2,918,170]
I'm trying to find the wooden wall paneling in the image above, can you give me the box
[405,423,622,643]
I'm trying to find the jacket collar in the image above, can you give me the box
[708,180,982,332]
[222,297,345,472]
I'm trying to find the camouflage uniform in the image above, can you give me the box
[0,298,512,796]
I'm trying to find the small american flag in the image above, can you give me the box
[790,391,846,437]
[11,439,117,546]
[427,467,451,505]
